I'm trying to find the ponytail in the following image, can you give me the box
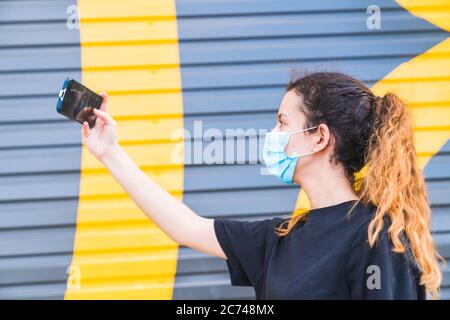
[355,92,443,298]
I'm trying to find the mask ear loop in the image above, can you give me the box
[291,150,316,157]
[289,125,319,135]
[287,125,319,157]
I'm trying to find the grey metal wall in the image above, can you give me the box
[0,0,82,299]
[173,0,450,299]
[0,0,448,300]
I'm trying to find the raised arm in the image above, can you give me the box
[81,92,226,260]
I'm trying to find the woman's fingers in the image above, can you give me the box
[99,92,108,112]
[82,121,91,141]
[93,108,115,127]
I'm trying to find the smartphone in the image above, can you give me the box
[56,78,103,129]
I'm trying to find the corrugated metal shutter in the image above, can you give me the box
[0,0,82,299]
[0,0,448,300]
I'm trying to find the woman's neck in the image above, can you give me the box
[295,161,358,210]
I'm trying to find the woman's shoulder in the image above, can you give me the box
[347,202,395,244]
[347,203,419,271]
[214,215,289,245]
[344,201,390,236]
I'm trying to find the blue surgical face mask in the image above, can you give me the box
[263,125,318,184]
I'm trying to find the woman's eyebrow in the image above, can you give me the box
[278,112,288,121]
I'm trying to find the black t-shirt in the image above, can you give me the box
[213,200,426,299]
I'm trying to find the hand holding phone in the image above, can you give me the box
[56,78,120,161]
[80,92,121,162]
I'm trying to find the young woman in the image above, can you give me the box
[81,71,442,300]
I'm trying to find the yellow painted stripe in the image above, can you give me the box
[65,0,183,299]
[296,1,450,212]
[75,0,178,20]
[396,0,450,32]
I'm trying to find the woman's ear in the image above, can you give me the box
[313,123,331,152]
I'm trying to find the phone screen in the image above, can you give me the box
[57,78,103,129]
